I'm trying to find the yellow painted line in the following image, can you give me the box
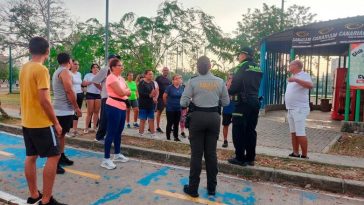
[154,189,226,205]
[0,150,14,157]
[63,168,101,180]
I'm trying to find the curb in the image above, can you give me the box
[1,123,364,197]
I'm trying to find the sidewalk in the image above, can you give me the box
[3,107,364,169]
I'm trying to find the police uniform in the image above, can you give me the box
[228,47,262,166]
[180,71,230,196]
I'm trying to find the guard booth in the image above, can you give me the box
[259,16,364,127]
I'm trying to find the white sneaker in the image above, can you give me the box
[113,154,129,163]
[101,158,116,170]
[139,132,144,137]
[150,133,156,138]
[83,129,89,134]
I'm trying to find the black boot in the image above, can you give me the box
[59,153,73,166]
[183,185,199,198]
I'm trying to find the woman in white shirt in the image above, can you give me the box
[82,63,101,133]
[70,59,83,136]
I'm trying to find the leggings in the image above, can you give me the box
[166,111,181,140]
[104,104,126,159]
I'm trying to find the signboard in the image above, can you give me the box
[293,22,364,48]
[350,43,364,89]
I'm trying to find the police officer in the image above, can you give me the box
[180,56,230,197]
[227,47,262,166]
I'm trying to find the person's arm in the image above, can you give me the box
[180,79,192,108]
[92,68,108,84]
[38,89,62,136]
[163,93,168,105]
[82,74,92,86]
[288,77,313,89]
[109,81,131,97]
[228,68,243,95]
[220,82,230,107]
[59,70,82,117]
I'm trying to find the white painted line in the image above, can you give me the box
[0,150,14,157]
[0,190,26,205]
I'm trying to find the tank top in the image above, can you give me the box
[52,66,75,116]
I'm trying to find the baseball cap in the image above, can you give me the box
[108,54,121,60]
[237,47,254,57]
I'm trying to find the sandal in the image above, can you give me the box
[288,152,301,158]
[300,155,309,159]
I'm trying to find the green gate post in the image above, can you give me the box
[290,48,295,61]
[355,90,361,122]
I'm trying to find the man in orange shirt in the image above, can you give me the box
[20,37,65,205]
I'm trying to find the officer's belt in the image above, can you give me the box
[193,106,220,113]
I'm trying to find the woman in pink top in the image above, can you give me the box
[101,58,131,170]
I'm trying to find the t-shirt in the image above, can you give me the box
[72,72,83,94]
[138,80,155,109]
[156,75,171,99]
[84,73,101,94]
[106,73,128,110]
[19,62,53,128]
[223,101,235,114]
[165,85,184,112]
[126,80,137,101]
[285,71,312,109]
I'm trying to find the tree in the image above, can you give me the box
[235,3,316,55]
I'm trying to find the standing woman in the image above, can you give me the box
[101,59,130,169]
[126,72,139,128]
[82,64,101,133]
[163,75,184,141]
[70,59,83,136]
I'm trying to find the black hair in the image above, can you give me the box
[90,63,100,73]
[109,59,121,72]
[29,37,49,55]
[144,69,152,75]
[57,53,71,65]
[197,56,211,75]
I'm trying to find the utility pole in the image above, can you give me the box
[105,0,109,61]
[8,45,12,94]
[281,0,285,30]
[47,0,51,68]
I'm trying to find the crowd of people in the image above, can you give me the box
[19,36,312,204]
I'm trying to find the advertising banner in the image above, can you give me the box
[350,43,364,89]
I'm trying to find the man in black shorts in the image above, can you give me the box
[20,37,66,204]
[155,67,171,133]
[52,53,82,174]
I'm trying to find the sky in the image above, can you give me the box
[62,0,364,34]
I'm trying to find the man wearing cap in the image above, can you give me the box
[227,47,262,167]
[92,54,121,142]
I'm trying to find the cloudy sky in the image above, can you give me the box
[63,0,364,33]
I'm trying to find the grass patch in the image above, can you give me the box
[0,93,20,108]
[79,131,364,181]
[329,133,364,158]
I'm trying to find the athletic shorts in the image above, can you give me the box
[156,98,165,112]
[222,113,233,126]
[74,93,84,120]
[127,99,139,108]
[86,92,101,100]
[57,115,73,135]
[139,109,155,120]
[23,126,60,158]
[287,107,310,136]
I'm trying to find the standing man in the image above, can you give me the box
[227,47,262,167]
[52,53,82,174]
[92,54,121,142]
[20,37,65,205]
[138,70,157,137]
[181,56,230,197]
[285,60,313,159]
[155,67,171,133]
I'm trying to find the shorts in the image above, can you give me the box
[139,109,155,120]
[57,115,74,135]
[127,99,139,108]
[222,113,233,126]
[287,107,310,136]
[86,92,101,100]
[156,98,165,112]
[74,93,84,120]
[23,126,60,158]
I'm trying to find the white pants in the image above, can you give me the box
[287,107,310,136]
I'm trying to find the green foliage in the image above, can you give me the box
[210,69,227,80]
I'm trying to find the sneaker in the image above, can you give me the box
[39,196,67,205]
[300,155,309,159]
[126,124,131,128]
[133,123,139,128]
[113,153,129,163]
[156,127,164,133]
[180,132,186,138]
[227,158,245,166]
[65,132,73,138]
[83,129,89,134]
[101,158,116,170]
[59,154,73,166]
[243,161,255,166]
[174,137,181,142]
[26,190,42,204]
[183,185,199,198]
[94,138,105,144]
[56,164,65,174]
[288,152,301,158]
[139,132,144,137]
[222,140,228,148]
[150,133,156,138]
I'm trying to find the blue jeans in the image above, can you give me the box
[104,104,126,159]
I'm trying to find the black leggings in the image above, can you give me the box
[166,111,181,140]
[73,93,84,120]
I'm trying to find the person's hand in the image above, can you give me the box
[75,108,82,117]
[125,89,131,97]
[54,123,63,137]
[288,77,297,82]
[226,79,232,89]
[150,89,157,98]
